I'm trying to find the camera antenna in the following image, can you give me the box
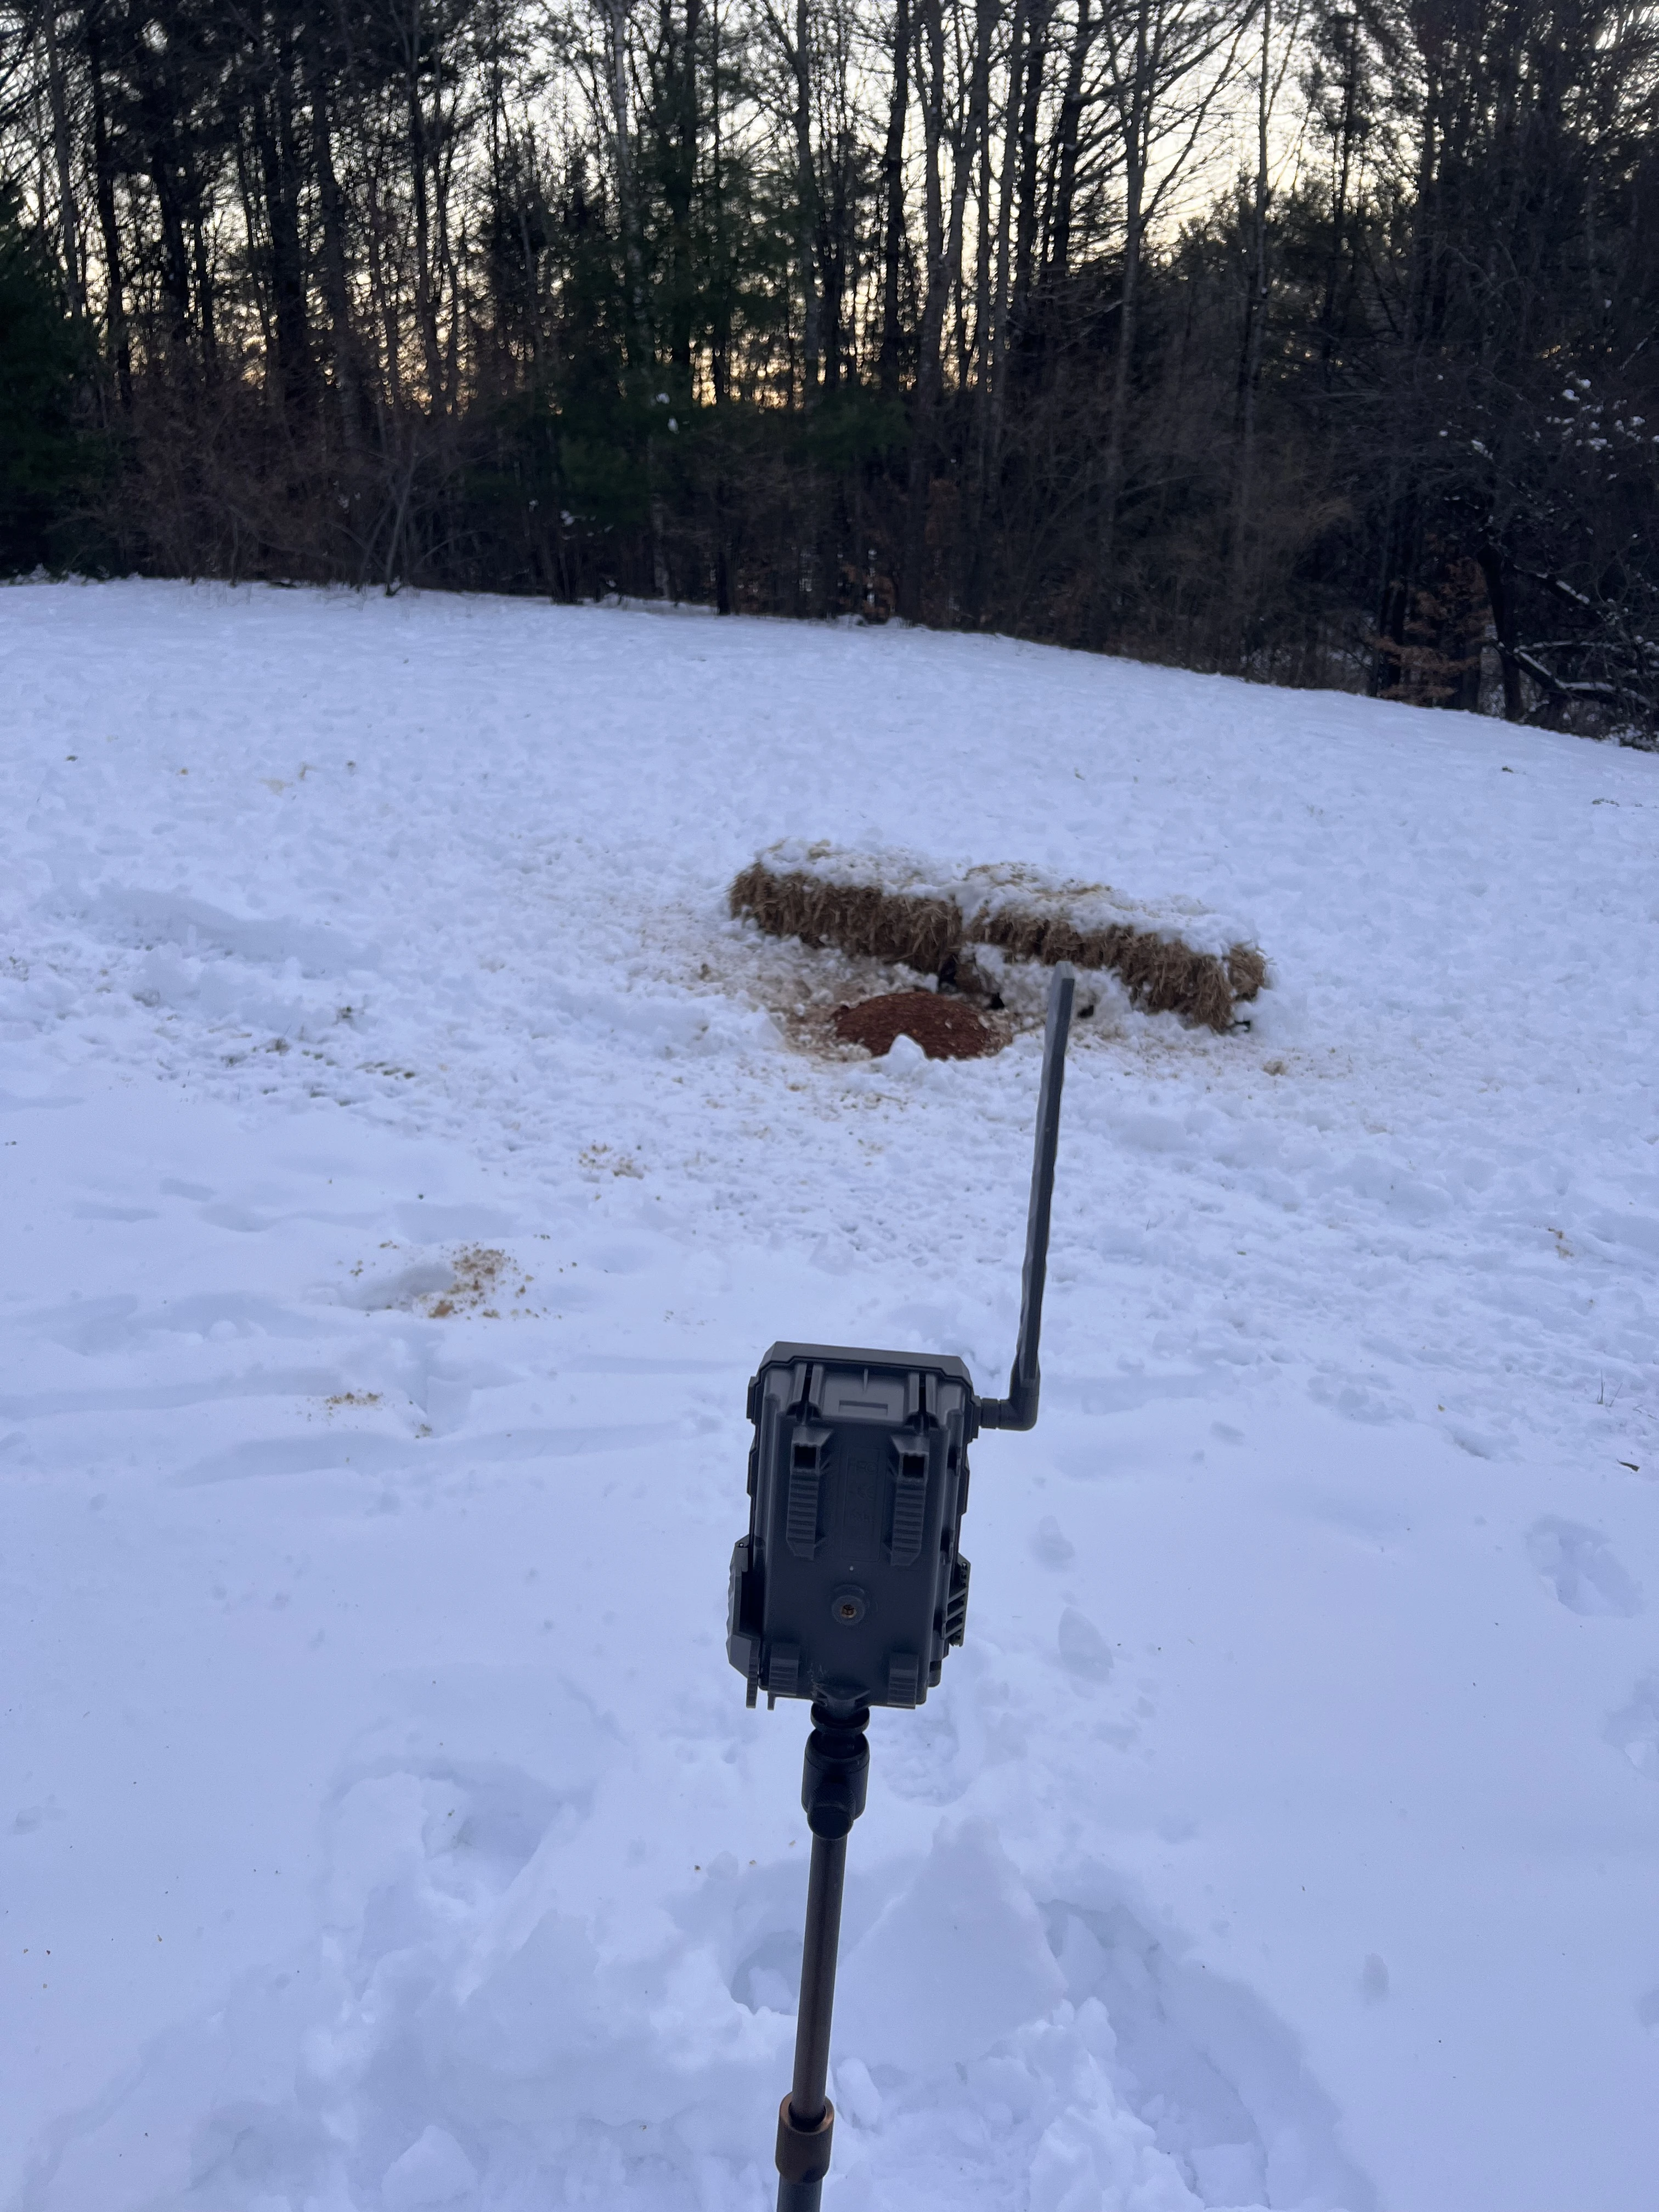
[727,964,1077,2212]
[977,963,1075,1431]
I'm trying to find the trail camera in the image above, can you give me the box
[729,1345,975,1711]
[727,967,1074,1718]
[723,968,1076,2212]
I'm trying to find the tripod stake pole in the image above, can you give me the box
[775,1702,870,2212]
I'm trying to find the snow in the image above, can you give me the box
[2,579,1657,2212]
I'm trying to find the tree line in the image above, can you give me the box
[3,0,1657,737]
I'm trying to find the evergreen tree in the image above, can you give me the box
[0,194,93,572]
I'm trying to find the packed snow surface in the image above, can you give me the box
[3,582,1658,2212]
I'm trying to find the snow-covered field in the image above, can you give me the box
[3,581,1657,2212]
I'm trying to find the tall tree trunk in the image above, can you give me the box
[983,0,1026,470]
[1009,0,1052,347]
[1096,139,1143,625]
[85,5,129,406]
[1228,0,1271,639]
[961,0,997,377]
[962,0,1002,617]
[970,12,994,392]
[308,33,362,451]
[901,0,989,619]
[709,0,735,611]
[1095,0,1150,634]
[878,0,910,394]
[792,0,819,404]
[191,200,219,382]
[151,159,195,356]
[42,5,86,319]
[406,0,447,408]
[255,25,313,410]
[1318,8,1357,386]
[661,0,699,388]
[606,0,649,373]
[1477,537,1526,722]
[1047,0,1092,294]
[901,0,946,618]
[709,0,730,406]
[365,164,405,417]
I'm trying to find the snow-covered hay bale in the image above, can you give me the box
[729,843,1266,1034]
[726,859,961,974]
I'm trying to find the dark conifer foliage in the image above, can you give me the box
[4,0,1656,735]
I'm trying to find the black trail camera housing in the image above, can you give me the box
[728,967,1076,1713]
[728,1344,976,1709]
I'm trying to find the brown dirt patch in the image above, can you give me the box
[832,991,1002,1060]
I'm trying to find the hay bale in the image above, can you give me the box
[728,843,1267,1035]
[726,862,960,973]
[1226,944,1268,1001]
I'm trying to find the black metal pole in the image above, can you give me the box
[978,964,1074,1433]
[790,1830,847,2127]
[775,1703,869,2212]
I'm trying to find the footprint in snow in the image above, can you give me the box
[1058,1606,1114,1683]
[1031,1514,1075,1568]
[1605,1677,1659,1780]
[383,2127,477,2211]
[1525,1517,1642,1617]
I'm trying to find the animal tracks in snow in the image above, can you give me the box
[1526,1517,1644,1618]
[1605,1677,1659,1781]
[1057,1606,1116,1684]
